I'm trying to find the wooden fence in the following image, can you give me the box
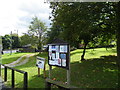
[0,64,28,89]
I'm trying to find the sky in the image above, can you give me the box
[0,0,51,36]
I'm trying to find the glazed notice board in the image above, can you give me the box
[48,44,70,69]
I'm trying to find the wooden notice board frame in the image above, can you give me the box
[48,43,70,70]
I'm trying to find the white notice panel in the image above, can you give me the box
[60,45,67,53]
[36,57,45,69]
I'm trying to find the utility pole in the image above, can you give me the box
[15,29,19,48]
[10,31,12,55]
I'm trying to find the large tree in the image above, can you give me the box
[116,2,120,67]
[28,16,47,51]
[2,34,20,50]
[49,2,117,60]
[11,34,20,49]
[2,35,11,50]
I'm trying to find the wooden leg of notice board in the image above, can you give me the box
[38,68,40,77]
[44,59,46,78]
[44,66,46,78]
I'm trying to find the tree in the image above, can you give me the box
[2,35,11,50]
[47,24,63,43]
[11,34,20,49]
[20,33,38,47]
[49,2,117,61]
[116,2,120,67]
[28,16,47,51]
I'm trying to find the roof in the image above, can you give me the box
[48,38,68,45]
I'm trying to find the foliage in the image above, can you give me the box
[49,2,117,60]
[116,2,120,67]
[2,34,20,50]
[28,16,47,51]
[12,34,20,48]
[2,35,11,50]
[20,33,38,48]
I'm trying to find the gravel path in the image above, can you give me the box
[12,54,35,67]
[1,54,35,68]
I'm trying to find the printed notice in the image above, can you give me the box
[62,59,66,67]
[56,52,59,59]
[60,53,66,59]
[60,45,67,53]
[52,45,56,51]
[58,59,61,66]
[49,45,52,51]
[52,53,56,59]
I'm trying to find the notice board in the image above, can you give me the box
[48,44,70,69]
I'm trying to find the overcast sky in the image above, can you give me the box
[0,0,51,36]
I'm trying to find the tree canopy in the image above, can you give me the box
[28,16,47,51]
[49,2,117,60]
[2,34,20,50]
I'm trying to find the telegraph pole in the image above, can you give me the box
[10,31,12,55]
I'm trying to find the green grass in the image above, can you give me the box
[1,52,33,64]
[1,48,118,88]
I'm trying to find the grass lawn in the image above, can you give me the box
[1,47,118,88]
[1,52,33,64]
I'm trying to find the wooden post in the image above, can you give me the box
[49,66,52,79]
[12,69,15,88]
[24,72,28,89]
[38,68,40,77]
[67,45,70,85]
[44,63,46,78]
[4,67,7,82]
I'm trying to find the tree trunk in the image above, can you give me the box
[106,47,108,51]
[38,28,42,54]
[81,42,88,61]
[116,2,120,67]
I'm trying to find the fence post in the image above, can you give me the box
[12,69,15,88]
[24,72,28,89]
[49,66,52,79]
[4,67,7,82]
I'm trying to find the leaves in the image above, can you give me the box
[28,16,47,50]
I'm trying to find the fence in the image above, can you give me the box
[0,64,28,89]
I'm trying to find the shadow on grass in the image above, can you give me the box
[8,55,118,88]
[43,55,118,88]
[70,50,90,56]
[2,56,22,64]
